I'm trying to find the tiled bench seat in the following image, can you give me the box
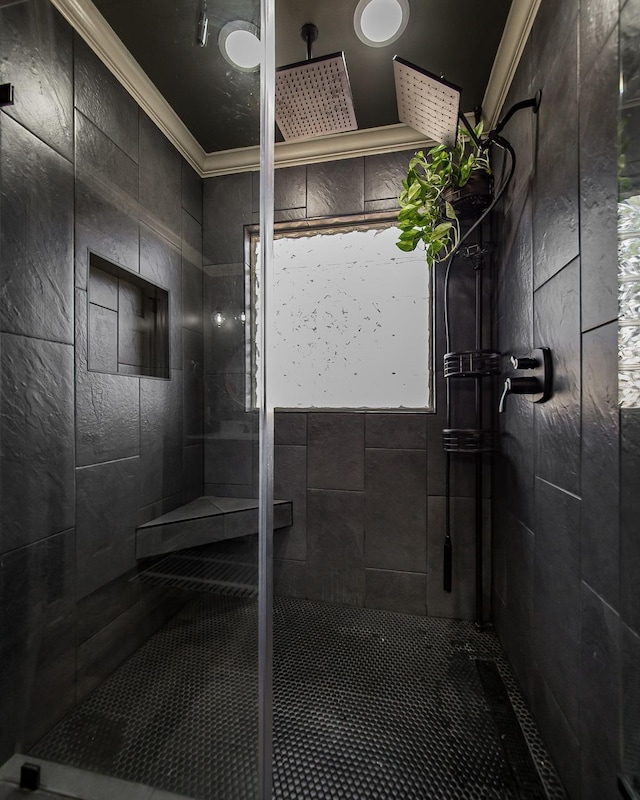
[136,496,293,559]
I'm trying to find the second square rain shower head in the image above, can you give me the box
[393,56,461,147]
[275,23,358,142]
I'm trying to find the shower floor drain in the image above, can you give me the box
[32,597,566,800]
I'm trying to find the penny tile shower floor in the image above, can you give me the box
[32,597,565,799]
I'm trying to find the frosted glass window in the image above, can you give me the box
[253,223,432,409]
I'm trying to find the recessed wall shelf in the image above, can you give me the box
[88,252,170,379]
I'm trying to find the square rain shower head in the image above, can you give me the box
[393,56,461,147]
[276,52,358,142]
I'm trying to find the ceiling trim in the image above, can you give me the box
[201,124,433,176]
[482,0,542,129]
[49,0,206,172]
[49,0,540,178]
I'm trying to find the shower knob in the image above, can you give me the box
[509,355,538,370]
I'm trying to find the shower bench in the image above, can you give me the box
[135,496,293,559]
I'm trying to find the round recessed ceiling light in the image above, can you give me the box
[354,0,409,47]
[219,20,261,71]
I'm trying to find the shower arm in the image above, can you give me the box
[300,23,318,61]
[457,91,542,150]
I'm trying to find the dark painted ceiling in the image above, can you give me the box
[93,0,512,153]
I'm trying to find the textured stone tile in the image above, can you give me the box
[621,622,640,776]
[532,668,580,800]
[274,558,307,599]
[532,0,579,87]
[0,0,73,159]
[364,413,427,449]
[203,267,247,375]
[76,591,184,701]
[364,569,427,616]
[496,394,535,530]
[502,513,535,699]
[305,564,365,607]
[117,280,148,368]
[182,159,203,223]
[580,29,619,331]
[274,445,307,561]
[364,449,426,572]
[88,303,118,373]
[306,158,364,218]
[139,113,182,244]
[203,173,253,265]
[533,478,581,733]
[205,437,253,486]
[532,15,580,287]
[533,259,581,495]
[621,408,640,632]
[74,34,138,161]
[89,265,118,311]
[75,175,140,290]
[581,323,619,607]
[76,570,146,645]
[495,41,534,215]
[427,497,491,621]
[496,190,534,356]
[182,207,203,268]
[0,334,74,551]
[274,412,307,445]
[140,222,183,370]
[183,444,204,503]
[364,150,415,202]
[140,371,184,507]
[580,0,619,78]
[76,457,141,598]
[0,530,76,763]
[307,413,365,491]
[183,328,204,446]
[76,289,140,466]
[138,492,185,527]
[579,583,620,800]
[75,110,138,205]
[275,165,307,211]
[0,115,74,343]
[183,260,204,335]
[306,489,364,567]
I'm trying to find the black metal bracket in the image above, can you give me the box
[0,83,15,107]
[19,763,40,791]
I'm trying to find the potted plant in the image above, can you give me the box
[396,122,492,264]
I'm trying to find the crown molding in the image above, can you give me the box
[202,124,434,176]
[482,0,542,129]
[49,0,206,173]
[50,0,540,178]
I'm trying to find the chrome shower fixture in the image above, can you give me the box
[393,56,461,147]
[275,23,358,142]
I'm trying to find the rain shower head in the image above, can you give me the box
[275,24,357,142]
[393,56,461,147]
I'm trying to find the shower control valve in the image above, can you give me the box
[499,347,552,413]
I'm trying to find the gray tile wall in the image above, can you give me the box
[492,0,623,797]
[0,2,203,762]
[202,152,489,620]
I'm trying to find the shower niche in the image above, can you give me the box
[87,252,170,379]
